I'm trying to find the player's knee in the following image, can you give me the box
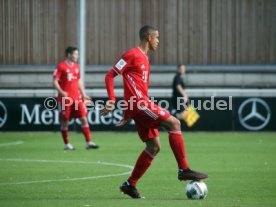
[170,117,181,130]
[146,144,161,156]
[80,117,88,125]
[154,145,161,154]
[60,119,69,128]
[151,146,160,156]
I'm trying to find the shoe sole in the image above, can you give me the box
[178,175,208,181]
[86,146,99,149]
[119,186,145,199]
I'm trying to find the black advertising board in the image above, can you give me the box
[0,97,275,131]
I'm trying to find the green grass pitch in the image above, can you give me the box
[0,132,275,207]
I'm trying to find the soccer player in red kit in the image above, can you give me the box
[101,26,207,199]
[53,46,99,150]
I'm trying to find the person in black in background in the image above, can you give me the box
[171,64,189,120]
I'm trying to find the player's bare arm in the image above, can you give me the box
[176,84,186,97]
[101,101,129,127]
[100,100,115,116]
[176,84,189,101]
[78,80,91,100]
[78,80,92,106]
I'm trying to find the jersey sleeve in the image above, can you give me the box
[174,75,185,89]
[105,69,118,101]
[175,76,181,85]
[112,51,134,75]
[53,64,63,80]
[175,75,185,87]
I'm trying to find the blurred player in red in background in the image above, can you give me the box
[101,26,207,199]
[53,46,99,150]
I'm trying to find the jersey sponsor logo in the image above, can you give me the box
[66,68,78,81]
[115,59,127,71]
[142,71,148,83]
[67,73,73,81]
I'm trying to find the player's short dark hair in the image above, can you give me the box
[65,46,78,57]
[139,25,157,41]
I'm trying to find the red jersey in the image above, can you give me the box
[105,47,171,127]
[53,60,81,102]
[112,47,150,101]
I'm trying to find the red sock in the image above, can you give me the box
[169,131,189,169]
[61,127,69,144]
[128,150,154,186]
[82,124,91,142]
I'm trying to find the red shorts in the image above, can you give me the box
[127,101,171,142]
[58,99,87,120]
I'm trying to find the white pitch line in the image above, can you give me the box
[0,158,133,186]
[0,141,24,147]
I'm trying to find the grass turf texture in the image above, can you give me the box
[0,132,275,207]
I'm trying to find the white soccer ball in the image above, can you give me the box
[185,180,208,199]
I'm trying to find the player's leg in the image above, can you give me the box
[160,115,208,180]
[160,116,189,168]
[76,100,99,149]
[127,136,160,186]
[79,117,99,149]
[120,136,160,199]
[60,119,75,150]
[59,102,75,150]
[60,118,69,144]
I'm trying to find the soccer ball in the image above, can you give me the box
[185,180,208,199]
